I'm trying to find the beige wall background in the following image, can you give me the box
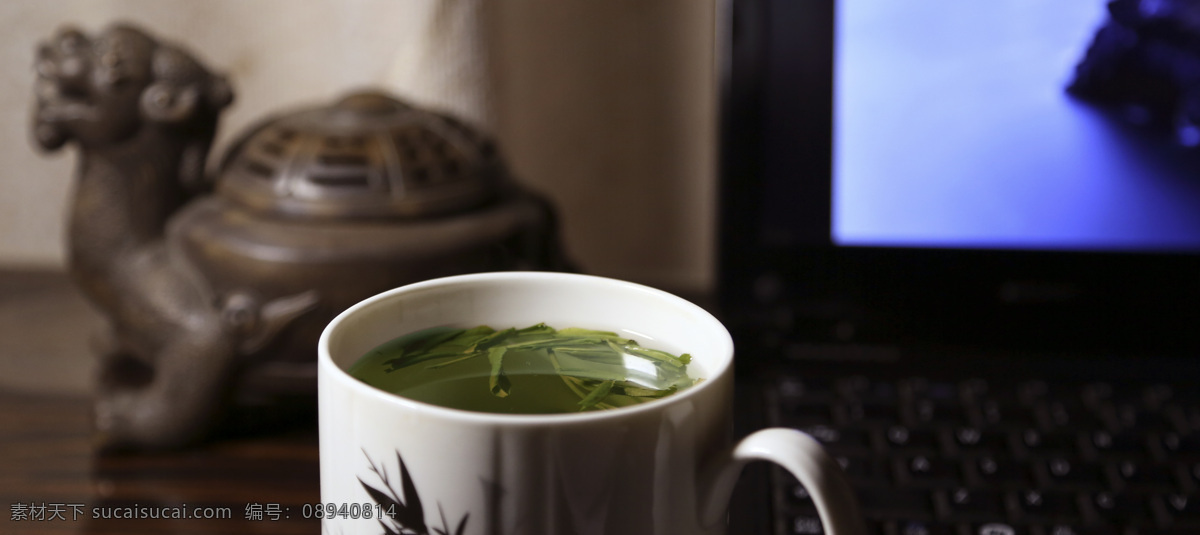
[0,0,717,293]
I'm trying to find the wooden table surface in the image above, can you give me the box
[0,269,322,534]
[0,391,322,535]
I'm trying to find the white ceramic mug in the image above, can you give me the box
[318,272,865,535]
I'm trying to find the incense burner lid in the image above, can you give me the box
[217,91,500,220]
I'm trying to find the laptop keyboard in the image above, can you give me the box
[766,374,1200,535]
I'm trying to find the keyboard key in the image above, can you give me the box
[940,487,1007,520]
[777,376,834,401]
[855,488,936,518]
[1180,406,1200,433]
[897,455,962,488]
[1090,430,1148,457]
[837,375,897,403]
[953,427,1010,454]
[780,456,890,496]
[779,401,837,426]
[1111,460,1179,491]
[890,520,955,535]
[842,401,900,425]
[1160,404,1190,433]
[910,399,969,427]
[1020,429,1079,456]
[964,379,1029,405]
[790,514,825,534]
[1141,384,1176,409]
[1039,458,1106,489]
[1112,403,1174,432]
[1038,525,1120,535]
[1017,380,1051,404]
[1042,400,1105,430]
[787,516,886,535]
[1160,432,1200,458]
[969,381,1036,405]
[1016,490,1081,522]
[1079,382,1116,408]
[1125,528,1200,535]
[977,400,1037,428]
[960,378,994,398]
[1090,491,1151,523]
[833,455,891,485]
[1159,492,1200,527]
[973,456,1032,487]
[904,378,960,403]
[971,522,1028,535]
[787,482,816,508]
[885,425,940,452]
[797,425,872,453]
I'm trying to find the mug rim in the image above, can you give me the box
[318,271,735,426]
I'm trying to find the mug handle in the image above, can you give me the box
[701,428,867,535]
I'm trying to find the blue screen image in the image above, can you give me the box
[833,1,1200,251]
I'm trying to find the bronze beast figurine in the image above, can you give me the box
[32,23,569,450]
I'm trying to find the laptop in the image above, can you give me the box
[718,1,1200,534]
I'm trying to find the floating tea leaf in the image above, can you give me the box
[348,323,700,414]
[486,346,510,398]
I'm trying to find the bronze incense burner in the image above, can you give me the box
[32,23,569,450]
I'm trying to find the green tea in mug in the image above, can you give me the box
[347,323,700,414]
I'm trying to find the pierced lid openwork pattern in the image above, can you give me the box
[217,91,500,219]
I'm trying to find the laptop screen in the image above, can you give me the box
[828,1,1200,253]
[720,0,1200,355]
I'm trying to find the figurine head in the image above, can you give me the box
[32,23,232,152]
